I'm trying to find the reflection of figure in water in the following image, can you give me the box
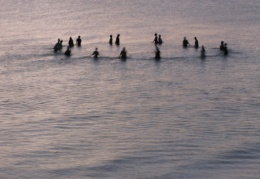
[223,43,228,55]
[109,35,113,45]
[120,47,127,59]
[54,39,62,52]
[155,46,161,60]
[92,48,99,58]
[194,37,199,48]
[64,47,71,56]
[158,35,163,45]
[69,37,74,47]
[76,36,81,46]
[220,41,224,51]
[183,37,190,47]
[200,45,206,58]
[153,33,158,44]
[115,34,120,45]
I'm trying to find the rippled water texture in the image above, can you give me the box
[0,0,260,178]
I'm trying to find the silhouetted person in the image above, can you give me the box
[200,45,206,58]
[153,33,158,44]
[183,37,189,47]
[69,37,74,47]
[115,34,120,46]
[109,35,113,45]
[76,36,81,46]
[194,37,199,48]
[220,41,224,51]
[155,47,161,60]
[120,47,127,59]
[54,39,61,52]
[92,48,99,58]
[64,47,71,56]
[223,43,228,55]
[158,35,163,45]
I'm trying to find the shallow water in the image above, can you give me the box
[0,0,260,178]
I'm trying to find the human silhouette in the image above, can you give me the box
[92,48,99,58]
[109,35,113,45]
[68,37,74,47]
[223,43,228,55]
[220,41,224,51]
[158,35,163,45]
[153,33,158,44]
[64,47,71,56]
[155,46,161,60]
[54,39,61,52]
[183,37,189,47]
[194,37,199,48]
[120,47,127,59]
[115,34,120,46]
[200,45,206,58]
[76,36,81,46]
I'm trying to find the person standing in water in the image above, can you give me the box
[183,37,190,47]
[200,45,206,58]
[64,47,71,56]
[76,36,81,46]
[92,48,99,58]
[68,37,74,47]
[223,43,228,55]
[109,35,113,45]
[120,47,127,59]
[158,35,163,45]
[194,37,199,48]
[115,34,120,46]
[153,33,158,44]
[220,41,225,51]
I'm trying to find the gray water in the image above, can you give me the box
[0,0,260,178]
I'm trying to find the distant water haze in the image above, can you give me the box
[0,0,259,178]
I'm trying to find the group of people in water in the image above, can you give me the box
[53,34,229,59]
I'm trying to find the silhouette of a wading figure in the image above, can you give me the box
[220,41,224,51]
[115,34,120,46]
[153,33,158,45]
[64,47,71,56]
[68,37,74,47]
[183,37,190,47]
[120,47,127,59]
[109,35,113,45]
[92,48,99,58]
[223,43,228,55]
[200,45,206,58]
[76,36,81,46]
[54,39,62,52]
[158,35,163,45]
[194,37,199,48]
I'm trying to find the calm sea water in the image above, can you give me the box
[0,0,260,178]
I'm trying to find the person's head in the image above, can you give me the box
[224,43,227,46]
[95,48,98,51]
[194,37,197,40]
[110,35,112,37]
[221,41,224,44]
[117,34,120,37]
[155,33,157,36]
[78,36,80,38]
[159,35,161,37]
